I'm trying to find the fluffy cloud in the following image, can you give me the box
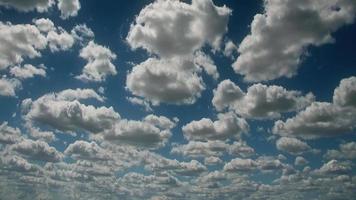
[171,140,228,158]
[0,122,22,145]
[126,0,231,58]
[0,77,21,97]
[233,0,356,81]
[22,89,119,134]
[76,41,117,82]
[10,64,46,79]
[276,137,311,155]
[294,156,308,166]
[316,160,351,175]
[33,18,54,32]
[324,142,356,160]
[64,140,112,161]
[57,0,81,19]
[71,24,94,45]
[10,139,63,162]
[182,112,249,141]
[127,97,153,112]
[223,158,257,172]
[0,22,47,70]
[213,80,314,119]
[102,118,173,149]
[46,27,75,52]
[273,76,356,139]
[126,57,205,105]
[0,0,54,12]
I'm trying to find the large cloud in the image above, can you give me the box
[0,122,23,145]
[76,41,117,82]
[276,137,311,155]
[213,79,314,119]
[64,140,112,161]
[10,64,46,79]
[22,88,119,134]
[0,77,21,97]
[233,0,356,82]
[126,0,231,58]
[273,77,356,139]
[182,112,249,141]
[0,0,54,12]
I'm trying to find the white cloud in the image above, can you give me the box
[143,114,177,130]
[295,156,308,166]
[76,41,117,82]
[126,57,205,105]
[223,158,257,172]
[10,64,46,79]
[10,139,63,162]
[0,22,47,70]
[127,97,153,112]
[213,79,314,119]
[223,40,238,59]
[276,137,311,155]
[182,112,249,141]
[33,18,54,32]
[0,0,54,12]
[171,140,228,158]
[204,156,223,165]
[333,76,356,108]
[233,0,356,82]
[64,140,112,161]
[324,142,356,160]
[0,77,21,97]
[22,89,119,134]
[0,122,23,145]
[316,160,351,175]
[71,24,94,46]
[47,27,75,52]
[57,0,81,19]
[126,0,231,58]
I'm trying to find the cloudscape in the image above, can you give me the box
[0,0,356,199]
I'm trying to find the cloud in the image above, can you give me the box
[0,22,47,70]
[0,77,21,97]
[294,156,308,166]
[223,158,257,172]
[64,140,112,161]
[315,160,351,175]
[71,24,94,46]
[10,64,46,79]
[213,79,314,119]
[204,156,223,165]
[276,137,311,155]
[324,142,356,160]
[22,89,119,134]
[182,112,249,141]
[0,0,54,12]
[0,122,23,145]
[274,76,356,139]
[57,0,80,19]
[1,155,38,172]
[233,0,356,82]
[46,27,75,52]
[171,140,228,158]
[10,139,63,162]
[127,97,153,112]
[33,18,54,32]
[126,57,205,105]
[76,41,117,82]
[102,118,173,149]
[126,0,231,58]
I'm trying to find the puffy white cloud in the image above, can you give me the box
[57,0,81,19]
[10,139,63,162]
[276,137,311,155]
[223,40,238,59]
[171,140,228,158]
[71,24,94,45]
[333,76,356,108]
[324,142,356,160]
[224,158,257,172]
[204,156,223,165]
[126,0,231,58]
[76,41,117,82]
[143,114,177,130]
[0,122,22,145]
[33,18,54,32]
[316,160,351,175]
[126,57,205,105]
[127,97,153,112]
[228,141,255,158]
[0,77,21,97]
[10,64,46,79]
[193,51,219,80]
[213,80,314,119]
[182,112,249,141]
[294,156,308,166]
[0,22,47,70]
[22,89,119,134]
[0,0,54,12]
[64,140,112,161]
[102,119,172,149]
[233,0,356,82]
[46,27,75,52]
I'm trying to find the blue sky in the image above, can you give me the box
[0,0,356,199]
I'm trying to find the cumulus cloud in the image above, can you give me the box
[10,139,63,162]
[182,112,249,141]
[333,76,356,108]
[0,122,22,145]
[0,0,54,12]
[71,24,94,46]
[324,142,356,160]
[126,57,205,105]
[276,137,311,155]
[76,41,117,82]
[33,18,54,32]
[46,27,75,52]
[102,118,173,149]
[171,140,228,158]
[126,0,231,58]
[22,88,119,134]
[127,97,153,112]
[295,156,308,166]
[57,0,80,19]
[224,158,257,172]
[0,77,21,97]
[10,64,46,79]
[233,0,356,82]
[64,140,112,161]
[213,79,314,119]
[0,22,47,70]
[315,160,351,175]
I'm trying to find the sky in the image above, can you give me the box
[0,0,356,199]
